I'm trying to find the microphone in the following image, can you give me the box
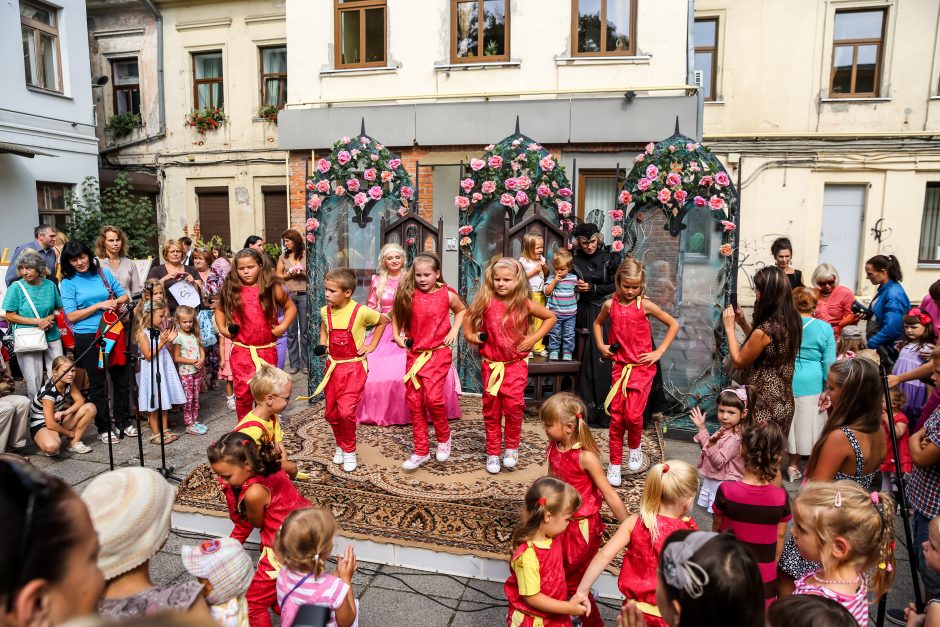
[228,324,240,336]
[609,342,621,353]
[404,338,414,348]
[478,332,488,343]
[313,344,327,356]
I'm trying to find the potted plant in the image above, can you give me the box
[185,107,226,134]
[107,112,142,138]
[258,104,279,124]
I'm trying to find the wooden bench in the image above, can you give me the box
[526,357,581,405]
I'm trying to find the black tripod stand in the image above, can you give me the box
[146,283,181,482]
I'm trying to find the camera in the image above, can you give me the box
[851,301,873,320]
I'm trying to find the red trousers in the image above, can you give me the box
[608,372,653,464]
[405,349,451,456]
[231,345,278,420]
[325,362,367,453]
[246,551,279,627]
[561,514,605,627]
[481,360,527,456]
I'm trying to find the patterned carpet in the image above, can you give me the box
[175,396,665,560]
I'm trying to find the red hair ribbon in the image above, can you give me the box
[537,497,546,506]
[908,307,932,326]
[575,412,582,420]
[662,463,670,473]
[241,439,250,446]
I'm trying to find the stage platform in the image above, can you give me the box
[175,395,664,595]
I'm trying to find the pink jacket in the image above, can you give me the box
[693,428,744,481]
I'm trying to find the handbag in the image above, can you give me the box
[12,282,49,353]
[97,270,127,367]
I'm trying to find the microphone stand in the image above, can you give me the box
[122,304,145,468]
[147,283,180,482]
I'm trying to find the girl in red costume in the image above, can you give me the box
[464,257,555,474]
[505,476,588,626]
[216,249,295,419]
[594,257,679,486]
[208,432,312,627]
[541,392,628,627]
[392,254,466,470]
[576,460,698,627]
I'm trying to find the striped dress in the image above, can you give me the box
[794,570,870,626]
[276,569,354,627]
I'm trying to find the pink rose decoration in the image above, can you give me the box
[335,186,346,196]
[557,201,572,216]
[370,154,379,162]
[398,207,408,217]
[317,158,330,173]
[719,243,733,257]
[388,158,402,169]
[341,136,351,143]
[500,193,515,207]
[611,225,623,237]
[368,186,383,200]
[400,186,414,199]
[455,195,470,209]
[305,218,317,230]
[693,195,706,207]
[645,165,659,179]
[504,178,518,191]
[363,168,377,181]
[612,241,625,252]
[516,176,532,190]
[406,237,416,246]
[337,150,351,165]
[638,178,652,192]
[360,136,370,145]
[458,225,473,235]
[515,191,530,206]
[470,158,486,171]
[539,156,556,171]
[657,188,672,203]
[720,220,736,231]
[666,173,682,187]
[715,172,731,186]
[674,190,688,205]
[690,162,701,172]
[537,184,551,198]
[306,195,321,211]
[316,180,330,193]
[619,190,633,205]
[558,187,573,198]
[635,154,645,163]
[460,236,472,246]
[354,192,368,207]
[305,181,315,191]
[645,142,655,154]
[376,143,383,150]
[699,176,713,187]
[708,195,725,210]
[510,161,520,172]
[346,178,360,192]
[351,149,360,157]
[306,233,315,243]
[460,178,474,192]
[484,144,495,151]
[472,192,483,202]
[609,209,624,221]
[481,180,497,194]
[528,143,541,151]
[488,156,503,168]
[381,171,393,183]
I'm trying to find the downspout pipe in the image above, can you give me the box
[100,0,165,154]
[687,0,703,141]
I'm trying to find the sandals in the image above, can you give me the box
[186,423,209,436]
[787,466,803,483]
[67,442,92,454]
[148,431,179,444]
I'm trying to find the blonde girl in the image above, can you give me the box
[505,476,587,626]
[391,254,466,470]
[139,278,175,331]
[790,481,896,626]
[28,356,96,456]
[136,300,186,443]
[519,232,549,357]
[594,258,680,484]
[275,508,358,627]
[464,258,556,474]
[576,460,698,627]
[540,393,628,627]
[173,305,207,435]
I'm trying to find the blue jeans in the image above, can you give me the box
[547,314,575,356]
[915,511,940,597]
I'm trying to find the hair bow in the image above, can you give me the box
[907,307,932,326]
[660,531,718,599]
[721,386,748,409]
[537,497,546,506]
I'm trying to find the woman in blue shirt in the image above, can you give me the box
[864,254,911,350]
[60,241,132,443]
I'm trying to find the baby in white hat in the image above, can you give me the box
[182,538,254,627]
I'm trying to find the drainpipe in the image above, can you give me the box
[687,0,703,140]
[100,0,165,154]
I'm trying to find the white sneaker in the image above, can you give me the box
[607,464,622,487]
[402,453,431,470]
[332,447,344,464]
[503,449,519,468]
[628,447,645,472]
[123,424,139,437]
[436,439,452,462]
[486,455,501,474]
[342,452,357,472]
[99,430,118,444]
[226,396,236,411]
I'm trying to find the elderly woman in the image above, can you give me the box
[146,239,201,314]
[786,288,836,482]
[1,252,64,401]
[60,241,132,443]
[811,263,857,338]
[95,225,141,299]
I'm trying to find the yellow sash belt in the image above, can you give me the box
[510,610,544,627]
[482,357,523,396]
[260,546,282,579]
[402,344,448,390]
[632,601,661,618]
[232,340,277,371]
[310,355,366,397]
[604,362,640,415]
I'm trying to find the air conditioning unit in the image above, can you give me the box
[693,70,704,87]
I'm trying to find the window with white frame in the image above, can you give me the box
[20,0,61,92]
[919,184,940,263]
[111,58,141,115]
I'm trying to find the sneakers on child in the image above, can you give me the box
[403,453,431,470]
[332,447,344,464]
[226,395,236,411]
[123,424,139,437]
[607,464,622,487]
[562,353,573,361]
[342,452,357,472]
[486,455,501,474]
[627,447,645,472]
[503,449,519,468]
[67,442,92,454]
[548,351,559,360]
[436,439,452,462]
[185,423,209,435]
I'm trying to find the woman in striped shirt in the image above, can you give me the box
[29,356,96,456]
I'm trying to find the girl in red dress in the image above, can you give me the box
[540,392,628,627]
[464,257,555,474]
[593,258,679,485]
[576,460,699,627]
[208,432,312,627]
[505,476,588,627]
[391,254,467,470]
[216,249,295,419]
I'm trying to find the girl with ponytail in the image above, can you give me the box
[865,254,911,350]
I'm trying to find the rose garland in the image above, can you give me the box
[456,138,573,250]
[304,135,414,244]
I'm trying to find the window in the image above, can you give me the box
[693,18,718,101]
[36,182,71,231]
[451,0,509,63]
[111,59,141,115]
[263,187,288,242]
[260,47,287,108]
[572,0,636,56]
[577,170,624,244]
[919,184,940,263]
[830,9,885,97]
[197,187,231,247]
[334,0,386,69]
[193,51,224,109]
[20,0,61,92]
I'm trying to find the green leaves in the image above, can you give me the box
[106,113,142,138]
[67,174,159,259]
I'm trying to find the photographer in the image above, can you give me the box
[147,239,201,315]
[863,254,910,351]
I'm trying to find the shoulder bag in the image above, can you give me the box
[12,282,49,353]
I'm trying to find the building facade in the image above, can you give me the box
[87,0,289,250]
[694,0,940,303]
[0,0,98,250]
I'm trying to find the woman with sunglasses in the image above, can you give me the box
[0,457,105,626]
[811,263,858,339]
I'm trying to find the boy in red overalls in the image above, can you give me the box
[313,268,386,472]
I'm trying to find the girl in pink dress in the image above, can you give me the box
[356,244,462,426]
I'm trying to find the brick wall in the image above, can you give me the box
[640,211,679,315]
[288,150,310,229]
